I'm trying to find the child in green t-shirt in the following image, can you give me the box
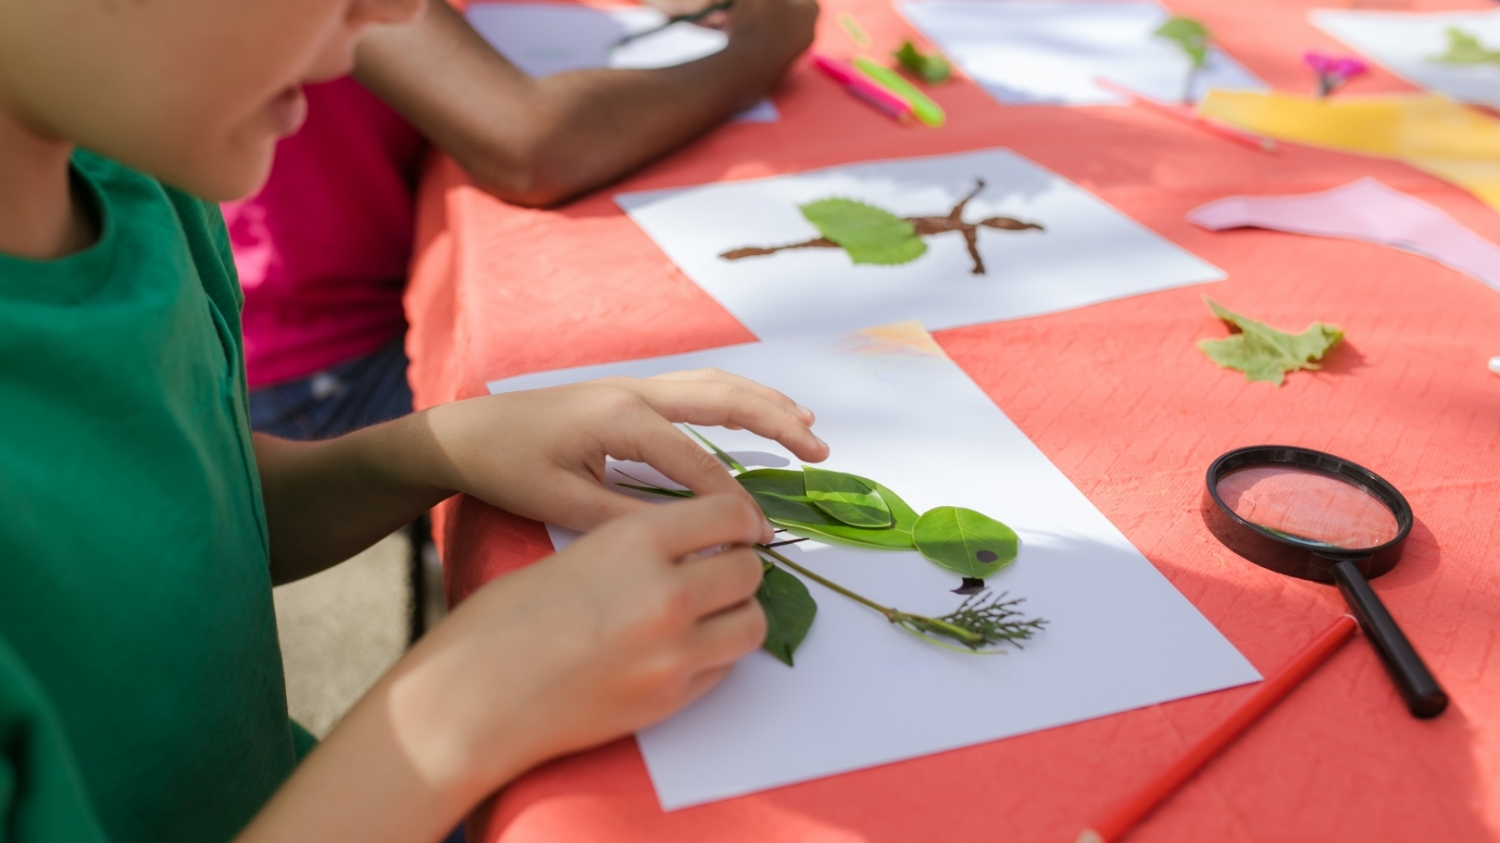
[0,2,828,841]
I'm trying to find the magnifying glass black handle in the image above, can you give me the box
[1331,560,1448,718]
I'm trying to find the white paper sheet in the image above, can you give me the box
[465,2,777,123]
[486,322,1260,810]
[1311,9,1500,111]
[614,148,1224,340]
[899,0,1265,106]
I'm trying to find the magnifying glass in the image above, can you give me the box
[1201,445,1448,718]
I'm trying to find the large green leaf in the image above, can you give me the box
[912,506,1019,578]
[1432,27,1500,66]
[1154,16,1209,67]
[803,466,892,528]
[799,198,928,266]
[756,562,817,666]
[1198,298,1343,387]
[737,469,918,550]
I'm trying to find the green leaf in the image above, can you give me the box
[799,198,928,266]
[1154,16,1210,67]
[912,506,1019,578]
[1198,298,1344,387]
[1431,27,1500,65]
[756,562,817,666]
[894,40,952,83]
[737,469,918,550]
[802,466,892,528]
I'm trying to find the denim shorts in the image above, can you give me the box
[248,338,415,441]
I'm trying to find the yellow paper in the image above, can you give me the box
[1199,90,1500,212]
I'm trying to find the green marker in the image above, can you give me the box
[852,57,946,128]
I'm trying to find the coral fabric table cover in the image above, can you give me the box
[404,0,1500,840]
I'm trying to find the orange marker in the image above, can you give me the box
[1078,615,1358,843]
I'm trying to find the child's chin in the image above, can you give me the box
[162,148,275,204]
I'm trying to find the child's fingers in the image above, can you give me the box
[675,545,765,619]
[680,664,735,709]
[615,493,769,563]
[539,471,652,531]
[619,377,828,463]
[643,369,816,426]
[603,407,761,505]
[687,597,769,670]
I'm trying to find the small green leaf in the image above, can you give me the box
[912,506,1019,578]
[802,466,892,528]
[737,469,918,550]
[1198,298,1344,387]
[756,562,817,666]
[800,198,928,266]
[894,40,952,83]
[1431,27,1500,66]
[1155,16,1210,68]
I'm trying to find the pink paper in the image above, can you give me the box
[1188,178,1500,291]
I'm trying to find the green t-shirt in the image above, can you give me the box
[0,151,297,842]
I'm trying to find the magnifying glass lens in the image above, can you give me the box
[1215,466,1400,550]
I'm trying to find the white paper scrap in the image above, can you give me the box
[614,148,1224,340]
[1311,9,1500,111]
[465,2,777,123]
[899,0,1266,106]
[487,322,1260,810]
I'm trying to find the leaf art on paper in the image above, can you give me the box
[1198,298,1344,386]
[1430,27,1500,67]
[719,179,1043,275]
[1153,16,1210,104]
[618,429,1046,666]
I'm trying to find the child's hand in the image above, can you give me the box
[248,494,769,842]
[420,368,828,534]
[383,494,770,798]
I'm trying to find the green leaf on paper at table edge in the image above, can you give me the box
[1198,297,1344,387]
[799,198,928,266]
[803,465,893,528]
[912,506,1019,578]
[756,562,817,666]
[737,468,918,550]
[1154,16,1210,68]
[894,40,952,83]
[1431,27,1500,66]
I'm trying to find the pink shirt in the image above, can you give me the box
[224,77,427,388]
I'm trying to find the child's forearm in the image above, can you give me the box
[353,0,816,208]
[231,586,530,843]
[254,413,455,585]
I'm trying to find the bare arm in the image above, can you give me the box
[352,0,816,208]
[256,369,825,585]
[238,495,770,843]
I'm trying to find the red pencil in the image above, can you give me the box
[1093,77,1277,154]
[1077,615,1358,843]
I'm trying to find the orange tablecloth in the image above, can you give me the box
[405,1,1500,839]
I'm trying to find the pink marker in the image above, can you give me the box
[812,53,913,123]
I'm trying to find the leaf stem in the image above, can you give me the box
[757,546,893,618]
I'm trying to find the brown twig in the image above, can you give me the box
[719,179,1043,274]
